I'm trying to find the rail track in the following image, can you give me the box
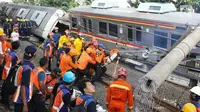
[28,37,182,112]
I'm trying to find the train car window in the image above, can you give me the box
[171,34,181,46]
[154,31,168,49]
[99,22,107,34]
[128,26,133,41]
[72,17,78,28]
[82,18,87,31]
[109,23,118,37]
[35,13,40,19]
[136,27,142,42]
[149,6,161,11]
[88,19,92,32]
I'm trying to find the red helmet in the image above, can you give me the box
[118,67,127,77]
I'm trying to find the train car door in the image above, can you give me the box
[16,8,30,19]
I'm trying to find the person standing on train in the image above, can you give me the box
[74,32,84,56]
[74,47,96,85]
[13,45,37,112]
[59,48,77,77]
[58,30,70,49]
[44,38,54,71]
[52,71,75,112]
[106,67,134,112]
[1,41,20,109]
[31,57,48,112]
[179,86,200,112]
[11,27,20,42]
[92,43,107,83]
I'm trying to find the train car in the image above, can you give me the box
[3,3,70,39]
[69,1,200,57]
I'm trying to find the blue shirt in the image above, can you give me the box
[53,33,61,44]
[38,72,45,81]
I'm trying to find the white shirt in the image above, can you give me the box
[11,32,19,42]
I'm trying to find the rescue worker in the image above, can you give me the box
[46,68,62,111]
[44,38,54,71]
[76,78,96,112]
[31,57,48,112]
[0,28,12,77]
[59,48,77,77]
[92,43,107,83]
[13,45,37,112]
[3,18,9,36]
[74,48,96,85]
[106,67,134,112]
[11,27,20,42]
[52,27,61,55]
[9,19,13,37]
[1,41,20,109]
[179,86,200,112]
[58,30,70,49]
[74,32,84,56]
[39,32,54,49]
[181,103,197,112]
[52,71,75,112]
[69,37,75,48]
[57,43,69,67]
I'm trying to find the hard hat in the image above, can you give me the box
[69,48,77,57]
[25,19,28,21]
[118,67,127,77]
[48,32,54,36]
[70,38,75,41]
[10,19,12,22]
[190,86,200,96]
[182,103,196,112]
[86,47,95,54]
[63,71,75,83]
[6,18,9,22]
[65,30,70,34]
[54,27,58,30]
[0,28,4,36]
[17,18,20,21]
[98,43,105,49]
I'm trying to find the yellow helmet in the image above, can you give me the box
[0,28,4,36]
[10,19,12,22]
[25,19,28,21]
[182,103,197,112]
[6,18,9,22]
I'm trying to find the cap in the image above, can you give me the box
[98,43,105,49]
[24,45,37,60]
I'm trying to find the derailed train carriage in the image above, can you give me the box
[2,3,70,38]
[69,1,200,86]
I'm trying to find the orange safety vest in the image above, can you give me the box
[33,67,47,91]
[2,52,20,80]
[52,84,71,112]
[77,51,96,70]
[13,65,36,103]
[0,40,11,64]
[44,43,53,57]
[46,75,58,95]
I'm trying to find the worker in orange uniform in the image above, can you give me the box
[0,28,12,78]
[31,57,48,112]
[44,38,54,71]
[92,43,107,83]
[58,30,70,49]
[106,67,134,112]
[57,43,69,67]
[52,71,75,112]
[1,41,20,109]
[74,47,96,85]
[59,48,77,77]
[45,68,62,111]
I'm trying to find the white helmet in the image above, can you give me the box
[190,86,200,96]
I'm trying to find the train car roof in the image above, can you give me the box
[70,6,200,26]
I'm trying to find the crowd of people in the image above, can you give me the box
[0,20,200,112]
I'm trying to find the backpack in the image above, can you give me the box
[4,64,20,95]
[71,97,90,112]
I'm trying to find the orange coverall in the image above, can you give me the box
[106,78,134,112]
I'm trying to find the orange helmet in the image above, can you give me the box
[118,67,127,77]
[69,48,77,57]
